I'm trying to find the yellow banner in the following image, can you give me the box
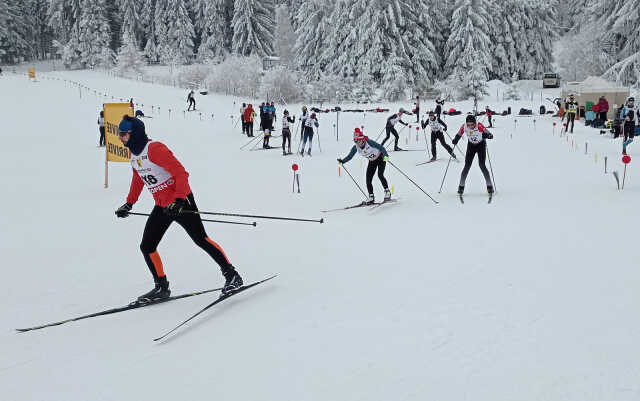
[28,68,35,79]
[104,103,133,162]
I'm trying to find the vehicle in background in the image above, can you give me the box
[543,72,561,88]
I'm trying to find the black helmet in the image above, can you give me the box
[284,109,289,115]
[466,114,476,124]
[628,97,635,103]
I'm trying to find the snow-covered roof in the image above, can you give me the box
[571,76,629,93]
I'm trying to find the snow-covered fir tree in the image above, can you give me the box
[76,0,114,68]
[60,0,112,68]
[154,0,195,64]
[197,0,227,61]
[444,0,493,81]
[119,0,140,47]
[319,0,439,98]
[0,0,31,63]
[292,0,334,79]
[117,31,146,73]
[232,0,276,57]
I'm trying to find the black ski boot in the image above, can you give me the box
[487,185,494,194]
[137,276,170,304]
[222,266,244,294]
[457,185,465,195]
[365,194,375,205]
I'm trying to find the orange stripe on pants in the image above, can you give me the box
[149,251,165,277]
[205,237,230,264]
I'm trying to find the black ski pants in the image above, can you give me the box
[431,131,454,159]
[459,141,492,188]
[282,128,291,153]
[566,113,576,132]
[365,156,389,195]
[140,193,231,281]
[382,125,399,149]
[99,127,105,146]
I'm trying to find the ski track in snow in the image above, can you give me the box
[0,70,639,401]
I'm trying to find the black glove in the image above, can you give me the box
[452,136,460,146]
[337,158,344,164]
[165,198,188,216]
[116,203,132,218]
[482,132,494,139]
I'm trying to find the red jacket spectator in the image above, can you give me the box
[592,103,599,113]
[597,98,609,112]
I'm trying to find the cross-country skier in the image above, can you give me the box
[414,95,421,123]
[382,108,409,151]
[300,105,309,141]
[421,111,456,162]
[282,110,295,155]
[622,96,638,155]
[485,106,494,128]
[262,105,274,149]
[452,114,494,196]
[435,96,445,119]
[98,111,105,147]
[337,128,391,205]
[187,90,196,111]
[564,94,578,133]
[114,115,243,302]
[300,112,319,156]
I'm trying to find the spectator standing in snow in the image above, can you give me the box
[597,96,609,122]
[98,111,105,147]
[622,97,638,155]
[414,95,420,123]
[564,94,578,133]
[244,104,256,137]
[435,96,445,119]
[240,103,247,135]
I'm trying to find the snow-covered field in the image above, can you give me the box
[1,70,638,401]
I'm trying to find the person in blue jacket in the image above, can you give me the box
[338,128,392,204]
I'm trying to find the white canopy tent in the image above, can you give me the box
[561,76,630,119]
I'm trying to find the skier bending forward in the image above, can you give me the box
[452,114,494,195]
[114,115,243,303]
[338,128,392,205]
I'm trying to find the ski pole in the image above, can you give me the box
[340,163,369,200]
[622,164,628,190]
[388,161,438,204]
[423,126,431,159]
[438,153,454,193]
[186,210,323,224]
[443,130,464,158]
[374,125,387,142]
[316,128,322,153]
[127,212,257,226]
[486,144,497,192]
[240,134,262,150]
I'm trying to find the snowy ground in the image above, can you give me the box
[1,71,639,401]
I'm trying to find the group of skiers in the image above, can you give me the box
[239,102,320,156]
[338,111,493,204]
[107,95,498,303]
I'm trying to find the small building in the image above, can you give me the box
[561,76,630,120]
[262,56,280,71]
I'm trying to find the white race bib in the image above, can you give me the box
[131,141,174,194]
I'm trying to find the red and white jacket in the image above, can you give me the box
[126,140,191,207]
[457,122,489,145]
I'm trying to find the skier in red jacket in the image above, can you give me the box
[114,116,243,303]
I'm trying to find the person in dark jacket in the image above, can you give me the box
[421,111,456,161]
